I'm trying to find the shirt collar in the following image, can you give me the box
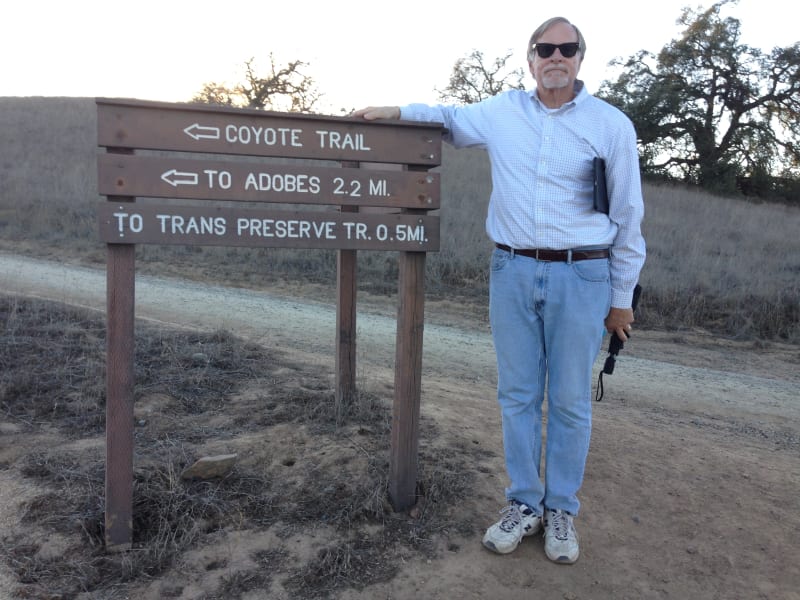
[530,79,588,111]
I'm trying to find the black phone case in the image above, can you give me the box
[593,157,609,214]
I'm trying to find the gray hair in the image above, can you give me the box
[527,17,586,61]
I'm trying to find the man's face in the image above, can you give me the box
[528,21,583,91]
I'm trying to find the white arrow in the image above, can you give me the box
[183,123,220,140]
[161,169,199,187]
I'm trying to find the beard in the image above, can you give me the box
[540,68,571,90]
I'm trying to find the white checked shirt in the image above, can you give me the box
[400,82,646,308]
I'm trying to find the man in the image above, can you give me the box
[354,16,645,564]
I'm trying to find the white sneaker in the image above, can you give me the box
[543,508,580,564]
[482,500,542,554]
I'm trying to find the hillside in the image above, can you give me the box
[1,96,799,341]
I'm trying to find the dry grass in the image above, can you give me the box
[1,96,798,342]
[0,295,481,599]
[639,183,800,339]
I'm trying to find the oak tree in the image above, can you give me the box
[193,55,321,113]
[436,49,526,105]
[597,0,800,196]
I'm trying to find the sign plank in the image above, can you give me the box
[97,154,440,209]
[97,98,443,166]
[98,202,439,252]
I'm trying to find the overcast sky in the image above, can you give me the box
[3,1,794,112]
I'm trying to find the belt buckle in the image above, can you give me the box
[536,249,572,262]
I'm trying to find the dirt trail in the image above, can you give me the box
[2,251,799,600]
[2,252,796,419]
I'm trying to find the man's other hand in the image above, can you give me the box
[605,307,634,342]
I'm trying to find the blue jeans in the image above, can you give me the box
[489,248,611,516]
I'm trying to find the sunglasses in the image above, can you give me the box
[531,42,580,59]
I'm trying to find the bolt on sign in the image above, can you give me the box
[96,98,443,551]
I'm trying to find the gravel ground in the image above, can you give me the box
[2,250,799,600]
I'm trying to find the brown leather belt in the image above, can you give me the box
[495,243,609,262]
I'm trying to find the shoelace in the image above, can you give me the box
[498,504,523,532]
[549,510,571,541]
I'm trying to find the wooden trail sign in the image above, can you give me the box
[97,153,439,209]
[98,202,438,251]
[96,98,443,551]
[96,101,441,164]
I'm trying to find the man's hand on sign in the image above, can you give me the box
[351,106,401,121]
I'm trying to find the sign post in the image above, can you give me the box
[96,98,442,550]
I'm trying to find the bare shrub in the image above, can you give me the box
[1,296,482,598]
